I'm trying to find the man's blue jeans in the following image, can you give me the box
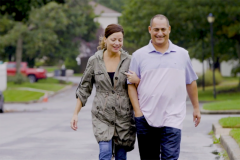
[99,139,127,160]
[135,115,181,160]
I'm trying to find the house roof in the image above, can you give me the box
[89,1,121,17]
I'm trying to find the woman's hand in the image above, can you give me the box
[71,98,82,131]
[71,114,78,131]
[124,70,140,84]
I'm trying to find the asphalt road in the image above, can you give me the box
[1,77,238,160]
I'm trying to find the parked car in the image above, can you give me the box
[7,62,47,83]
[0,91,4,113]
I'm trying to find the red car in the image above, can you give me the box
[7,62,47,83]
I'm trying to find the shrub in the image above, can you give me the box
[197,69,223,86]
[231,64,240,77]
[65,57,79,73]
[7,74,28,84]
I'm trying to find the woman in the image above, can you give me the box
[71,24,140,160]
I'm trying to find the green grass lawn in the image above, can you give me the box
[74,73,83,77]
[7,82,65,92]
[203,99,240,110]
[198,77,240,101]
[219,117,240,128]
[3,89,44,102]
[38,77,72,85]
[42,66,58,73]
[4,78,72,102]
[38,77,60,83]
[230,129,240,147]
[7,78,72,91]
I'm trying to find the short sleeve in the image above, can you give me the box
[185,53,198,84]
[127,55,140,84]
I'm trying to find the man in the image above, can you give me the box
[127,14,201,160]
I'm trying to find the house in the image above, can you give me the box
[77,2,121,73]
[90,1,121,29]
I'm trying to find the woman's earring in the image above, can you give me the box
[105,44,107,49]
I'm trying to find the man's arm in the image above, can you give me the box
[128,84,143,117]
[186,80,201,127]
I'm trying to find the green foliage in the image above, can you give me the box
[7,74,28,84]
[208,130,214,135]
[24,0,98,61]
[0,0,64,22]
[231,64,240,76]
[0,0,98,66]
[35,60,45,68]
[218,151,229,160]
[197,69,222,86]
[65,57,79,73]
[120,0,240,64]
[213,135,220,144]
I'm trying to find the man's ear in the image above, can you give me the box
[148,26,152,34]
[169,26,171,33]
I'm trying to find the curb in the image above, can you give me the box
[212,123,231,136]
[212,123,240,160]
[47,84,74,99]
[5,84,74,104]
[221,136,240,160]
[201,108,240,114]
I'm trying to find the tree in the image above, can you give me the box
[26,0,98,65]
[120,0,240,64]
[0,0,64,73]
[0,0,98,69]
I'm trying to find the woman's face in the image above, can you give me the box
[105,32,123,53]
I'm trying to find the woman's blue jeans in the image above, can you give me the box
[99,139,127,160]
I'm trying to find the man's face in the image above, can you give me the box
[148,18,171,46]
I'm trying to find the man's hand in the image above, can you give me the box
[187,81,201,127]
[193,108,201,127]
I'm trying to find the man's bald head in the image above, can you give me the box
[150,14,170,27]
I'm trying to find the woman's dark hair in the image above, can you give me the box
[97,24,124,50]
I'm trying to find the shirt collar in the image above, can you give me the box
[148,39,176,54]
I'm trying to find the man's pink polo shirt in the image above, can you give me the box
[128,40,198,130]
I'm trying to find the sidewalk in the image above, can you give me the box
[3,87,233,160]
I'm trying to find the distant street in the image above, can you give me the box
[1,77,238,160]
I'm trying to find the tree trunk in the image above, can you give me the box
[16,36,23,74]
[236,40,240,90]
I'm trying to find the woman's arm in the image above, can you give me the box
[71,57,94,131]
